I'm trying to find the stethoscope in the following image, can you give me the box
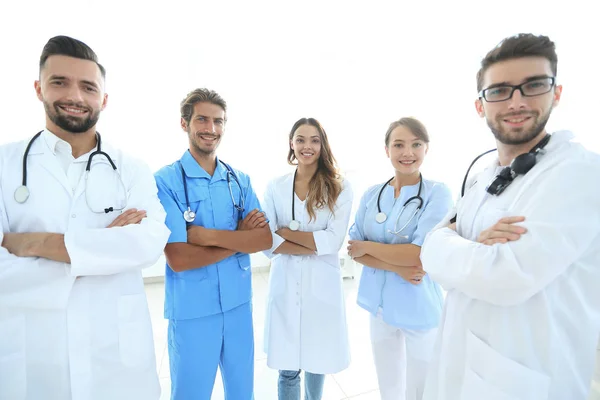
[289,169,301,231]
[375,174,423,237]
[180,160,245,223]
[15,130,126,214]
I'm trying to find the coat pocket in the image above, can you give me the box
[461,369,518,400]
[0,316,26,399]
[461,329,550,400]
[311,261,342,306]
[117,294,155,368]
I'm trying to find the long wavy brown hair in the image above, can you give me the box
[287,118,343,222]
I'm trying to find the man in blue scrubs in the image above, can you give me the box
[155,88,272,399]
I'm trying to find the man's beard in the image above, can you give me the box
[487,109,551,145]
[44,101,100,134]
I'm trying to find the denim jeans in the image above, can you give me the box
[278,370,325,400]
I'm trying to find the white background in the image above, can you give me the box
[1,0,598,272]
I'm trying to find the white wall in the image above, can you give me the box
[2,0,599,280]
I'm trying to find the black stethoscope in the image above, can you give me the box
[15,130,125,213]
[180,160,245,223]
[289,169,301,231]
[375,174,423,237]
[449,134,551,223]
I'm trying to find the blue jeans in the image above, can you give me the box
[278,370,325,400]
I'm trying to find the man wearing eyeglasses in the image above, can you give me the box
[420,34,600,400]
[154,88,272,399]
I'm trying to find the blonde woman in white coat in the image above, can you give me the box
[262,117,353,400]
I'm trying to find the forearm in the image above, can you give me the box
[273,240,316,255]
[365,242,422,267]
[355,254,417,274]
[165,242,235,272]
[32,233,71,263]
[278,230,317,251]
[190,226,272,254]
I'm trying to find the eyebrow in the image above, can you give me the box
[393,138,421,142]
[48,75,100,89]
[486,75,552,89]
[195,115,224,121]
[295,135,320,139]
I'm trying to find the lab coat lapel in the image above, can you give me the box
[26,140,72,198]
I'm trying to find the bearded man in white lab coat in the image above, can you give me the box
[420,33,600,400]
[0,36,170,400]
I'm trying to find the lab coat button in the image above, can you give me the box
[71,214,76,218]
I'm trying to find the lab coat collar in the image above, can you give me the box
[483,130,575,171]
[29,129,99,162]
[180,150,228,181]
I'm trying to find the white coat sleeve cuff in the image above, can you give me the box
[263,232,285,259]
[313,230,334,256]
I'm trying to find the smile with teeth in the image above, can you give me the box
[59,105,87,114]
[199,135,218,141]
[300,152,314,157]
[504,116,530,123]
[400,160,416,165]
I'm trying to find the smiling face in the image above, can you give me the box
[35,55,107,134]
[475,56,562,145]
[385,125,428,175]
[181,101,226,156]
[290,124,322,167]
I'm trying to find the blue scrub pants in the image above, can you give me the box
[168,301,254,400]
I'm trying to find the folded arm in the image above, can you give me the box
[422,162,600,306]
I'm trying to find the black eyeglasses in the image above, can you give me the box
[479,77,556,103]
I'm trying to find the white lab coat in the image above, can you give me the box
[0,132,170,400]
[420,131,600,400]
[262,174,353,374]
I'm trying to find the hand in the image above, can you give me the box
[1,232,46,257]
[477,216,527,246]
[238,209,268,231]
[186,225,212,246]
[347,240,369,259]
[397,266,426,285]
[107,208,147,228]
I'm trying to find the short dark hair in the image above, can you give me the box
[39,35,106,79]
[384,117,430,147]
[180,88,228,124]
[476,33,557,92]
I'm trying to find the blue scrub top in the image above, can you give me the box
[155,151,264,320]
[349,178,453,330]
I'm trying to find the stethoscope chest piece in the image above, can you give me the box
[183,208,196,223]
[14,185,30,204]
[375,212,387,224]
[289,220,300,231]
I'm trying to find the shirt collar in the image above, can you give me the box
[180,150,228,181]
[42,129,71,156]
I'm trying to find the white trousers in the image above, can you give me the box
[589,337,600,400]
[370,314,438,400]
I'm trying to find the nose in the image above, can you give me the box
[204,120,216,133]
[507,87,528,111]
[65,85,85,104]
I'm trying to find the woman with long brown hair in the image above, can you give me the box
[262,117,354,400]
